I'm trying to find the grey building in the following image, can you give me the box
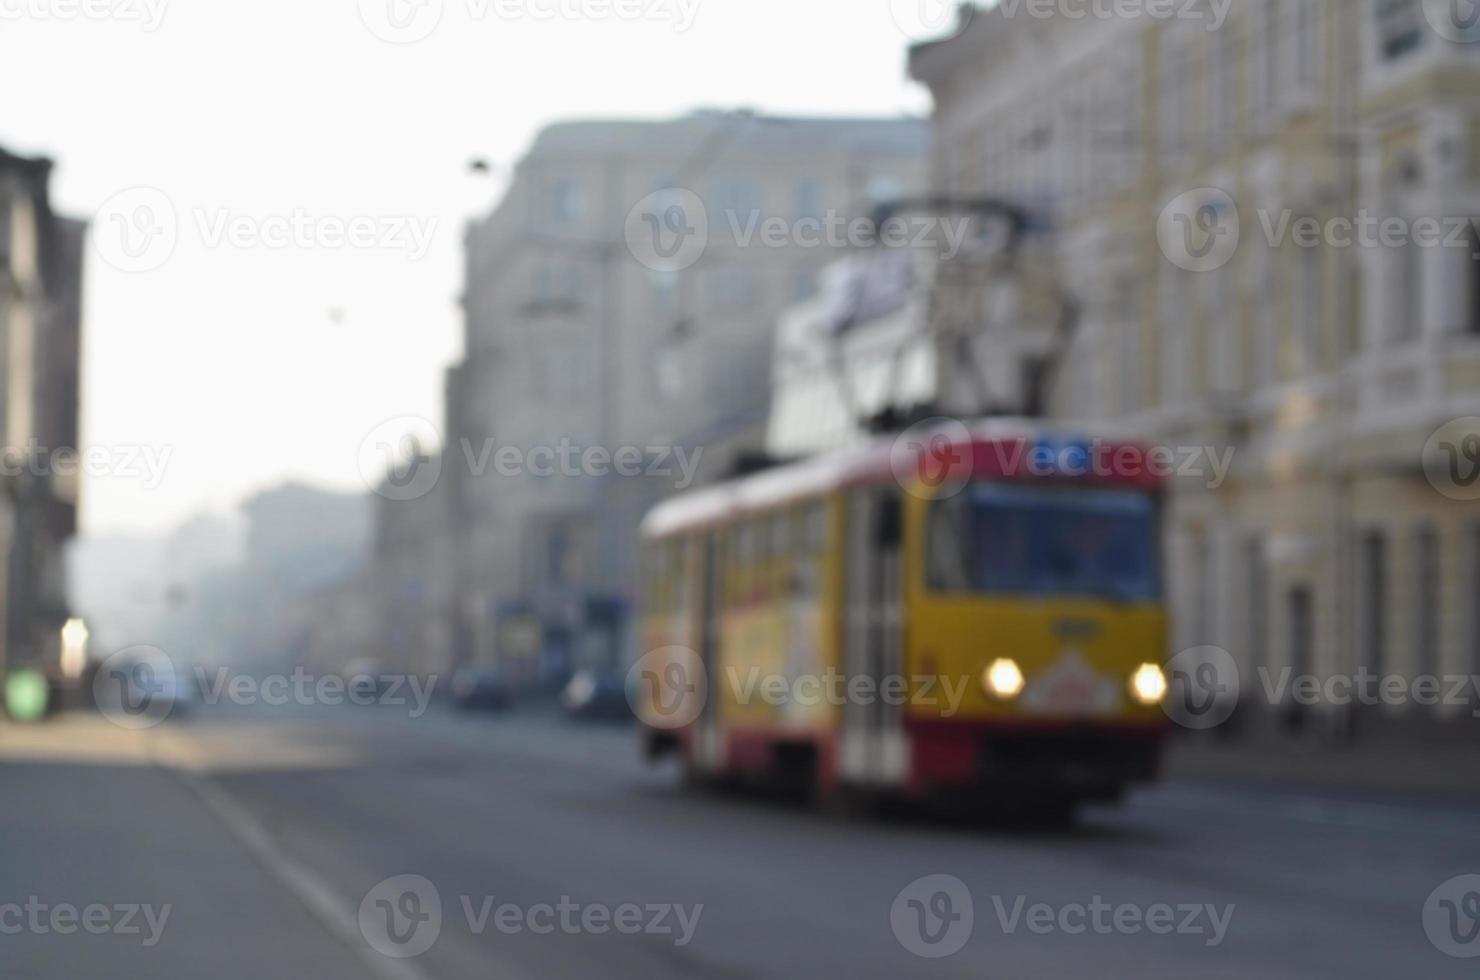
[448,110,929,681]
[0,147,85,695]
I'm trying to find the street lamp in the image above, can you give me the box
[60,617,89,680]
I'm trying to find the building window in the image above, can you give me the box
[710,178,761,223]
[712,265,757,312]
[1254,0,1285,121]
[1161,270,1190,405]
[1194,531,1214,646]
[1468,226,1480,335]
[1210,20,1238,140]
[532,264,581,306]
[1255,244,1282,386]
[550,179,585,224]
[1412,525,1440,682]
[1393,242,1423,343]
[1203,268,1238,392]
[1284,586,1314,727]
[1119,318,1142,414]
[1470,524,1480,676]
[1375,0,1425,61]
[1359,530,1387,676]
[1247,536,1268,671]
[792,267,817,303]
[1295,0,1324,91]
[650,270,678,313]
[1296,246,1321,374]
[866,175,902,206]
[794,178,824,220]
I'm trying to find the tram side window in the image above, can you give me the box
[642,543,662,615]
[641,546,657,616]
[729,524,759,608]
[761,513,785,602]
[670,538,689,620]
[792,501,827,600]
[660,541,677,618]
[717,530,733,610]
[751,518,772,604]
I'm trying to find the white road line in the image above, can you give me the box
[176,768,434,980]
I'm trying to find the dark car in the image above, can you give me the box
[561,669,632,722]
[450,668,514,712]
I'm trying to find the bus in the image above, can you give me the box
[636,421,1170,817]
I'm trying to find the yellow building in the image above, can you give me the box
[911,0,1480,735]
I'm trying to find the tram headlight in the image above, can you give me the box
[984,659,1025,700]
[1131,663,1168,705]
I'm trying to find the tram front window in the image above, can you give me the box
[928,484,1161,602]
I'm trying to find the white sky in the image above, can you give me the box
[0,0,939,535]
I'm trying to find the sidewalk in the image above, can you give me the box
[1164,729,1480,803]
[0,716,367,980]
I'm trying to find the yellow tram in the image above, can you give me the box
[637,422,1171,813]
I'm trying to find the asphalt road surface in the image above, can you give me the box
[2,699,1477,978]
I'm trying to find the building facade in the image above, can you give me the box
[0,147,84,695]
[447,111,929,682]
[910,0,1480,736]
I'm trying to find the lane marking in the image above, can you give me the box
[179,770,435,980]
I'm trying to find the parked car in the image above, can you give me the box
[93,654,194,722]
[451,667,514,711]
[561,669,632,722]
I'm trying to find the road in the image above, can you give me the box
[2,699,1476,978]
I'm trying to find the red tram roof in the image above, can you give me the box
[641,420,1167,539]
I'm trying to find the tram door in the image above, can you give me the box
[693,531,723,773]
[841,488,906,786]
